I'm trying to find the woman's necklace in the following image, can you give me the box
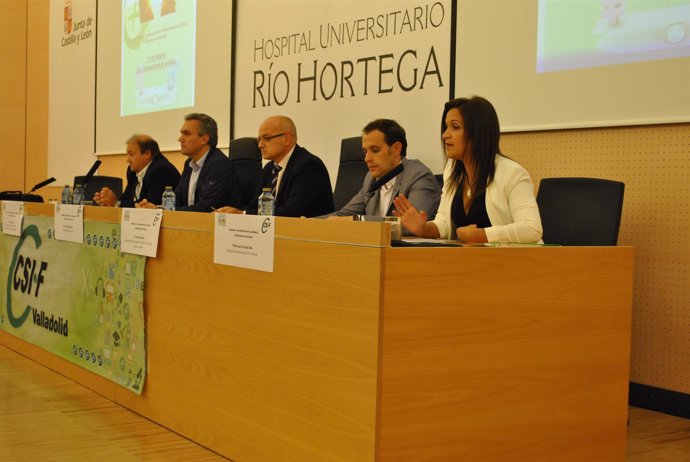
[465,170,475,199]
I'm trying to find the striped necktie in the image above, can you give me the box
[271,163,282,197]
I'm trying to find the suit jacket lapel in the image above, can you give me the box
[274,146,301,203]
[181,160,192,204]
[139,156,157,199]
[365,190,378,215]
[369,168,404,216]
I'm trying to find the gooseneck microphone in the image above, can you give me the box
[361,163,405,215]
[0,177,56,203]
[81,160,102,188]
[367,162,405,193]
[27,177,56,193]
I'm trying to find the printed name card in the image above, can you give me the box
[54,203,84,243]
[214,214,275,272]
[120,208,163,257]
[1,201,24,236]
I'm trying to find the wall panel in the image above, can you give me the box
[503,124,690,394]
[0,0,27,191]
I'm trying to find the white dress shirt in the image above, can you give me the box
[188,150,210,206]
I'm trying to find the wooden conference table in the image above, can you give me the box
[1,203,634,462]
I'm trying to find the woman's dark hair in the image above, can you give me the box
[441,96,501,194]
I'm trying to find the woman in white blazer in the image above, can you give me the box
[394,96,542,244]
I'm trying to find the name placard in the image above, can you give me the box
[120,208,163,257]
[54,203,84,243]
[214,214,275,273]
[1,201,24,236]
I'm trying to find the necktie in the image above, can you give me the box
[271,163,282,197]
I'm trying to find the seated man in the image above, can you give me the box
[217,115,334,217]
[137,113,243,212]
[93,134,180,207]
[324,119,440,224]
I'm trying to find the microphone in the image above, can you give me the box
[367,162,404,193]
[361,163,405,215]
[27,177,56,193]
[0,178,55,203]
[81,160,102,188]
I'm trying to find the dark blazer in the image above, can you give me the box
[119,153,181,208]
[246,145,334,217]
[175,148,243,212]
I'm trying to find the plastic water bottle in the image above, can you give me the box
[258,188,274,216]
[61,185,72,204]
[162,186,176,211]
[72,184,84,205]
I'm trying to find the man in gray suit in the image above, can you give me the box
[325,119,441,227]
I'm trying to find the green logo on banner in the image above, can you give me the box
[6,224,46,328]
[1,217,147,395]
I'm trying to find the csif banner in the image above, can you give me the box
[0,215,146,395]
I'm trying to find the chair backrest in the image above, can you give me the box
[536,177,625,246]
[333,136,368,210]
[74,175,123,203]
[434,173,444,188]
[228,137,262,208]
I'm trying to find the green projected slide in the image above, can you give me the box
[121,0,196,116]
[537,0,690,72]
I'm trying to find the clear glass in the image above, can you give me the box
[383,216,402,241]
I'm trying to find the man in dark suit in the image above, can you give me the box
[217,115,333,217]
[137,113,243,212]
[323,119,440,222]
[93,134,180,207]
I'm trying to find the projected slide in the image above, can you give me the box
[537,0,690,73]
[121,0,196,116]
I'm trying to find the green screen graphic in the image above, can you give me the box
[121,0,197,116]
[538,0,690,72]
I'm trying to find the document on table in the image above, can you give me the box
[1,201,24,236]
[120,208,163,257]
[54,203,84,243]
[214,214,275,272]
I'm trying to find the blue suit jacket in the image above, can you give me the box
[175,148,243,212]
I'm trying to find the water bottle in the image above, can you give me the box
[61,185,72,204]
[258,188,274,216]
[162,186,176,211]
[72,184,84,205]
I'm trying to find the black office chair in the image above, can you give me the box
[536,177,625,246]
[434,173,444,189]
[333,136,368,210]
[228,137,262,208]
[74,175,123,204]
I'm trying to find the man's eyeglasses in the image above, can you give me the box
[257,132,285,143]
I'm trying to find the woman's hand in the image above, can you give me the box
[393,195,429,237]
[456,224,488,243]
